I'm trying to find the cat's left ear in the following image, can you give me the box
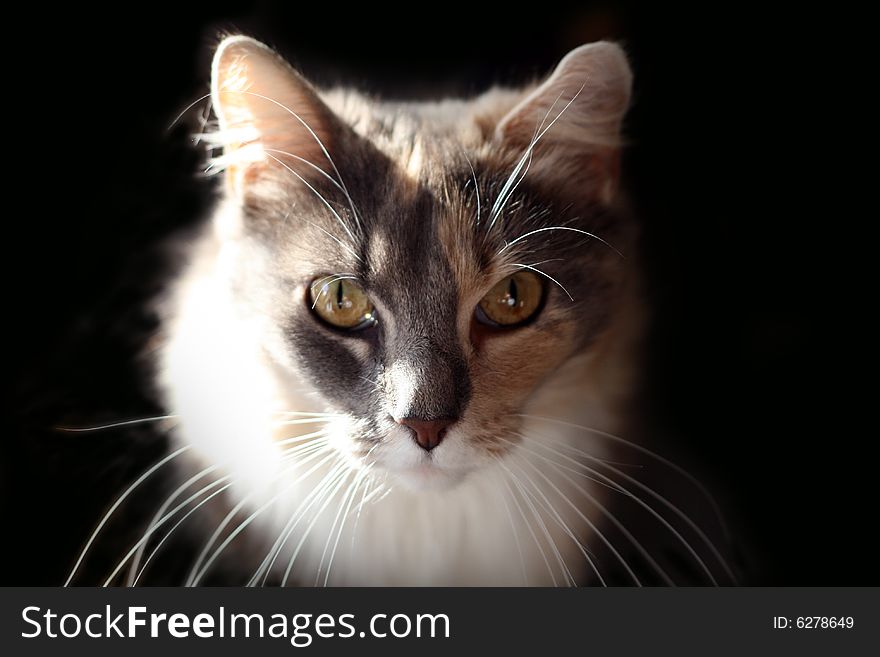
[496,42,632,203]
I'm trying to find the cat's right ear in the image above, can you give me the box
[210,35,340,198]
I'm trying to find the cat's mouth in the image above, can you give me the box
[385,460,470,491]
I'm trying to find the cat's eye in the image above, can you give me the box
[475,271,544,327]
[309,278,376,330]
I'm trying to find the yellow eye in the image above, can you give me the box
[309,277,376,330]
[476,271,544,327]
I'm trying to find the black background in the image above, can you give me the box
[2,2,869,585]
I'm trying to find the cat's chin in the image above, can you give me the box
[388,463,470,492]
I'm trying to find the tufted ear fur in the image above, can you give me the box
[209,36,345,198]
[496,42,632,203]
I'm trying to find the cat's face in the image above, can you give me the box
[208,36,632,490]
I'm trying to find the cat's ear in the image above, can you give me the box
[210,35,340,196]
[496,42,632,203]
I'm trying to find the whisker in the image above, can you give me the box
[489,84,587,232]
[463,151,481,226]
[104,474,234,586]
[502,457,601,586]
[309,274,358,293]
[494,468,529,585]
[500,456,575,585]
[167,93,212,132]
[494,458,558,586]
[128,439,325,585]
[249,458,346,586]
[275,429,332,449]
[55,414,179,433]
[264,148,349,197]
[498,226,624,259]
[516,474,576,586]
[229,90,363,231]
[126,463,223,585]
[507,263,574,301]
[487,91,563,232]
[517,414,730,540]
[486,142,534,234]
[508,442,636,585]
[273,411,344,417]
[348,447,386,558]
[132,478,235,586]
[195,450,335,588]
[186,445,333,586]
[273,417,339,427]
[524,443,675,586]
[317,468,366,586]
[310,275,362,310]
[281,467,353,586]
[501,435,626,494]
[264,153,360,255]
[348,472,373,557]
[64,446,190,586]
[519,434,726,584]
[307,221,364,265]
[533,82,588,143]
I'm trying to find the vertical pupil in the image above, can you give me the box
[507,278,518,307]
[336,281,344,307]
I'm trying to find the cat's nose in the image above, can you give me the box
[397,417,457,452]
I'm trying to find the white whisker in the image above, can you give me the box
[488,84,587,233]
[508,440,635,585]
[348,472,373,557]
[281,467,353,586]
[197,452,334,588]
[517,414,730,539]
[64,445,190,586]
[264,148,349,196]
[310,275,362,310]
[250,458,346,586]
[502,456,607,586]
[508,262,574,301]
[274,411,343,417]
[524,443,675,586]
[264,153,361,256]
[500,457,574,585]
[56,415,179,433]
[498,226,624,259]
[494,468,528,585]
[494,458,558,586]
[318,469,366,586]
[273,417,338,427]
[132,482,231,586]
[126,463,223,585]
[168,93,212,132]
[186,445,334,586]
[519,434,725,584]
[275,429,332,449]
[104,474,234,587]
[463,152,481,226]
[487,91,563,232]
[225,90,362,230]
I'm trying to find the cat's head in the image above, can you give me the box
[202,36,632,490]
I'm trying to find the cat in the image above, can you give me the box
[70,35,732,587]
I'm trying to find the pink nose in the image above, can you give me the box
[397,417,456,451]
